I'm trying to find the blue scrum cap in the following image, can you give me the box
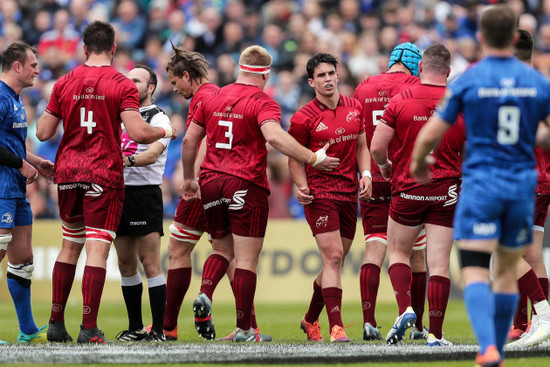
[388,42,422,76]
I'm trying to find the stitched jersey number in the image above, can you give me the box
[80,107,96,134]
[372,110,384,126]
[215,120,233,149]
[497,106,520,145]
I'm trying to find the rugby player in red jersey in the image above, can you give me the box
[289,53,372,343]
[353,42,429,341]
[371,43,465,346]
[36,21,176,344]
[181,45,339,342]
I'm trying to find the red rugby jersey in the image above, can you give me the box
[381,83,465,194]
[536,147,550,194]
[193,82,281,192]
[353,72,420,183]
[187,83,220,128]
[46,65,140,188]
[289,94,364,202]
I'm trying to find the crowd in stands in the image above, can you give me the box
[2,0,549,219]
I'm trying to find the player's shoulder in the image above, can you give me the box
[339,94,362,109]
[293,99,320,123]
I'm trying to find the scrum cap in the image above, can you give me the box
[388,42,422,76]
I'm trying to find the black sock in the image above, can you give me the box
[122,284,143,331]
[149,284,166,334]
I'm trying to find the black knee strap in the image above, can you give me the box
[7,271,31,288]
[459,249,491,269]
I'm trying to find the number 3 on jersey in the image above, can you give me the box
[497,106,520,145]
[80,107,97,134]
[216,120,233,149]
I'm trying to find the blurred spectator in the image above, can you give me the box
[38,9,80,70]
[273,70,301,130]
[21,10,51,47]
[216,53,238,86]
[69,0,91,34]
[112,0,147,53]
[161,9,187,53]
[193,7,224,64]
[348,31,380,79]
[261,23,296,71]
[217,21,245,60]
[340,0,362,33]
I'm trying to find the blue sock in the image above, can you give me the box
[7,278,39,335]
[493,292,518,357]
[464,282,495,354]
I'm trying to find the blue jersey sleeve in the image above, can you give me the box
[436,74,467,125]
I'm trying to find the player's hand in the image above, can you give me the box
[359,176,372,201]
[19,160,38,184]
[410,155,435,183]
[181,179,200,201]
[296,185,313,205]
[379,161,393,181]
[310,143,340,171]
[37,159,54,179]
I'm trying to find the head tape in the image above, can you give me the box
[388,42,422,76]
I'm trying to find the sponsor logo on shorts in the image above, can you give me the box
[473,222,497,236]
[203,197,231,210]
[400,192,448,201]
[85,183,104,197]
[58,183,91,191]
[130,221,147,226]
[229,189,248,210]
[516,228,528,243]
[316,215,328,228]
[443,184,458,207]
[1,213,13,224]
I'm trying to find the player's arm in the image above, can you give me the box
[410,115,451,183]
[370,122,395,181]
[122,110,176,144]
[194,137,207,178]
[260,121,339,171]
[123,141,165,167]
[0,146,38,182]
[36,111,61,141]
[288,157,313,206]
[356,132,372,200]
[536,120,550,149]
[26,151,54,179]
[181,121,206,200]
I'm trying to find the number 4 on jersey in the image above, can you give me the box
[80,107,96,134]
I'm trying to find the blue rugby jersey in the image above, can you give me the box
[0,81,28,198]
[437,56,550,175]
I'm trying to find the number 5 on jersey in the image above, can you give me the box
[216,120,233,149]
[80,107,97,134]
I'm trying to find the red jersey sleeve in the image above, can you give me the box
[119,80,140,113]
[45,80,62,118]
[288,111,310,146]
[257,97,281,127]
[380,97,400,130]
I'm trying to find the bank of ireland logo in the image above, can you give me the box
[335,127,346,135]
[316,215,328,228]
[1,213,13,224]
[86,87,94,94]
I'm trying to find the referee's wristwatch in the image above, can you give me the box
[128,155,136,167]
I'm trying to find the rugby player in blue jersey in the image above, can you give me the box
[411,5,550,367]
[0,42,54,344]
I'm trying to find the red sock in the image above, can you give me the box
[388,263,412,314]
[304,280,324,324]
[233,268,256,330]
[322,287,343,329]
[81,266,106,329]
[163,267,191,330]
[50,261,76,323]
[513,289,528,330]
[360,263,380,327]
[519,270,545,316]
[199,254,229,300]
[411,271,427,330]
[539,278,549,299]
[232,280,258,329]
[428,275,450,339]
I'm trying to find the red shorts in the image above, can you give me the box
[304,199,357,240]
[200,175,269,239]
[173,197,209,233]
[58,182,124,232]
[361,181,391,235]
[534,193,550,230]
[390,178,460,228]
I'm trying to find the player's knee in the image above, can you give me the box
[86,227,116,243]
[0,232,12,251]
[62,224,86,244]
[169,223,202,244]
[7,262,33,287]
[459,249,491,269]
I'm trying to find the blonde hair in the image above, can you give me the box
[239,45,272,71]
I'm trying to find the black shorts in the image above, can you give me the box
[117,185,164,237]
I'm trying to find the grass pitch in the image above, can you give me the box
[1,299,550,365]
